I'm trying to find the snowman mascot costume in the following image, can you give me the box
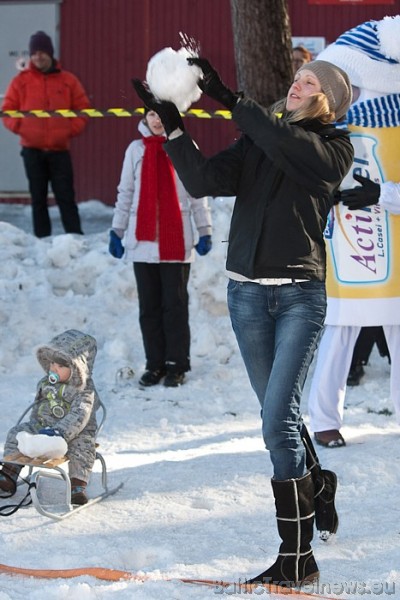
[308,16,400,447]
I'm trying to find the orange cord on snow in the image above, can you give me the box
[0,563,137,582]
[0,563,333,598]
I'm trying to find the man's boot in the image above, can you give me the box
[247,472,319,586]
[301,424,338,540]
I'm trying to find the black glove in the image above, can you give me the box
[340,174,380,210]
[187,57,239,111]
[333,189,341,205]
[131,79,184,136]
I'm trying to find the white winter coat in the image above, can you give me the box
[111,120,212,262]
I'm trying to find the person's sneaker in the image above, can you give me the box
[138,369,166,388]
[314,430,346,448]
[164,372,185,387]
[347,364,365,386]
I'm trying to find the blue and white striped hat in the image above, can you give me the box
[317,16,400,94]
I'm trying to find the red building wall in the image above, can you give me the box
[60,0,238,205]
[60,0,400,205]
[288,0,400,42]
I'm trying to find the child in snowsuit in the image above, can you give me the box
[0,329,100,505]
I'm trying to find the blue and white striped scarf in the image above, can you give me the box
[346,94,400,128]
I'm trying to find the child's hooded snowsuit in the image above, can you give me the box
[4,330,99,482]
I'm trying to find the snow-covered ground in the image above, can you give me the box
[0,199,399,599]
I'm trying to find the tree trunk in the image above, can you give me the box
[230,0,293,106]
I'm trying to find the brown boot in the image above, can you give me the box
[70,478,88,505]
[314,430,346,448]
[0,464,22,496]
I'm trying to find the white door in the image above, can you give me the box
[0,1,60,194]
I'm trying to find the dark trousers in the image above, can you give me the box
[133,262,191,373]
[351,326,390,368]
[21,147,83,238]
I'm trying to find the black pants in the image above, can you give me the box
[351,326,390,368]
[21,147,83,238]
[133,262,191,373]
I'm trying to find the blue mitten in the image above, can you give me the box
[195,235,212,256]
[38,427,62,437]
[109,230,125,259]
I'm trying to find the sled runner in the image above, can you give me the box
[1,399,123,520]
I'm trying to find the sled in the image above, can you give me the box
[1,399,123,520]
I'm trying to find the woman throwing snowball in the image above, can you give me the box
[133,58,353,587]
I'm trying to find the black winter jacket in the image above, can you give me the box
[165,98,354,281]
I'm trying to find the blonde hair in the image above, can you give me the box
[271,93,335,124]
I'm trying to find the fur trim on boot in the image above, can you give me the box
[247,472,319,586]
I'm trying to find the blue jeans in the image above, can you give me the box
[227,279,326,480]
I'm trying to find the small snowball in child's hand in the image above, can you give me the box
[146,47,203,112]
[17,431,67,459]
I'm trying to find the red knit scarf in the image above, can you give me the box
[136,136,185,261]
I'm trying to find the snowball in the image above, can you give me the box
[17,431,68,459]
[146,47,202,112]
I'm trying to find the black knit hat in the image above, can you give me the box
[29,31,54,57]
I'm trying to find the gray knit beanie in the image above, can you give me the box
[298,59,352,120]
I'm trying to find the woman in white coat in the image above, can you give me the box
[109,109,212,388]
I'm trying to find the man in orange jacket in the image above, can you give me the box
[2,31,90,237]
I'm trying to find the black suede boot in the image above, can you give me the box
[247,472,319,586]
[301,424,338,540]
